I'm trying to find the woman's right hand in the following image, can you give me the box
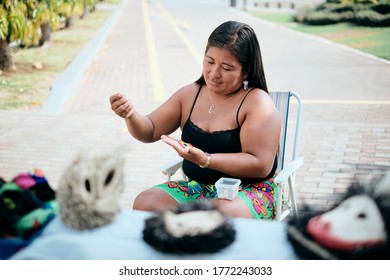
[161,135,208,167]
[109,93,135,118]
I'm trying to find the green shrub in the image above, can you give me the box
[317,2,371,12]
[305,11,355,24]
[371,3,390,14]
[326,0,379,4]
[355,9,390,25]
[325,0,342,4]
[317,3,356,12]
[354,0,379,4]
[294,6,312,23]
[295,1,390,26]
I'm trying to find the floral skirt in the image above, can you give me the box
[152,177,278,220]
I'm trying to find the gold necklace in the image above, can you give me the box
[207,88,240,114]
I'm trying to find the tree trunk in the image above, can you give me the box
[39,23,51,46]
[65,16,75,28]
[0,39,15,71]
[81,2,89,19]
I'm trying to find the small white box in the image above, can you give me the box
[215,177,241,200]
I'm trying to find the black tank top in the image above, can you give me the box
[181,85,277,184]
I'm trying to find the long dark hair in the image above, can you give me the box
[196,21,268,93]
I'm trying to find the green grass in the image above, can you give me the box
[0,1,119,110]
[251,11,295,24]
[250,11,390,61]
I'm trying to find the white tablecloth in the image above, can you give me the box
[11,210,298,260]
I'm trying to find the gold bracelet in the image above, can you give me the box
[199,152,211,169]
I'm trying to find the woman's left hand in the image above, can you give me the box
[161,135,207,166]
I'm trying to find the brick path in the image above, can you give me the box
[1,0,389,213]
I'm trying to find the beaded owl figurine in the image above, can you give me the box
[56,151,125,230]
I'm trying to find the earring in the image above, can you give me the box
[243,80,249,90]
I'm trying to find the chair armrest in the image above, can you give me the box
[274,157,304,184]
[160,157,183,177]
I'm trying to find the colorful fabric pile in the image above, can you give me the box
[0,168,58,259]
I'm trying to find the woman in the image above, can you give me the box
[109,21,281,219]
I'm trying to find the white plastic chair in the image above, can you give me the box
[160,91,304,221]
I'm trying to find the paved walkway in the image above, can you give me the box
[1,0,389,212]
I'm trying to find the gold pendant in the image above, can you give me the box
[208,104,215,113]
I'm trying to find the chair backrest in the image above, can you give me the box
[269,91,303,173]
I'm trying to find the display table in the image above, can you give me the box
[11,210,298,260]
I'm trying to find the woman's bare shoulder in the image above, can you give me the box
[169,83,202,105]
[175,82,201,95]
[244,88,274,108]
[240,88,279,123]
